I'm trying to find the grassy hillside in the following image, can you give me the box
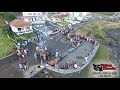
[0,28,16,57]
[91,12,115,16]
[0,12,16,58]
[75,20,120,39]
[75,20,120,78]
[79,44,111,78]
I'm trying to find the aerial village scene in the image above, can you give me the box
[0,12,119,78]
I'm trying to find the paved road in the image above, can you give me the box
[0,28,71,78]
[58,41,93,67]
[0,64,23,78]
[0,19,95,78]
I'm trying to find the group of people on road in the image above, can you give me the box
[17,48,29,59]
[34,44,63,68]
[19,58,28,71]
[60,61,78,69]
[31,34,43,44]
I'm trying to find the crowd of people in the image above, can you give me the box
[16,22,100,72]
[34,43,63,67]
[19,58,28,71]
[60,61,78,69]
[16,33,44,71]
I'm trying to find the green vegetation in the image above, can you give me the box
[91,12,115,16]
[76,56,83,59]
[75,20,120,39]
[92,44,110,63]
[16,32,36,42]
[0,28,16,57]
[0,12,16,23]
[79,44,110,78]
[0,12,16,58]
[75,19,119,78]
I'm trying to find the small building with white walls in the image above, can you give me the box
[21,12,49,23]
[68,12,91,20]
[9,19,33,35]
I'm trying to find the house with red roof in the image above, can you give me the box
[9,19,33,35]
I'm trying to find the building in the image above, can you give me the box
[68,12,91,20]
[21,12,49,23]
[51,12,70,22]
[9,19,33,35]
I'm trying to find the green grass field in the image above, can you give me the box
[91,12,115,16]
[0,12,16,58]
[0,28,16,57]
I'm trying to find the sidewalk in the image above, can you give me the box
[24,64,43,78]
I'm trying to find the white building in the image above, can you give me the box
[68,12,91,20]
[9,19,33,35]
[21,12,49,23]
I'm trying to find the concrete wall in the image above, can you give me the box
[10,25,19,33]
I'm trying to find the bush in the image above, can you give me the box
[76,56,83,59]
[0,12,16,22]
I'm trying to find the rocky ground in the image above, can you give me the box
[103,28,120,77]
[31,68,83,78]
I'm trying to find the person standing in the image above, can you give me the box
[55,49,59,60]
[36,46,39,53]
[58,51,62,60]
[45,46,47,51]
[19,63,24,71]
[23,61,28,70]
[55,61,59,69]
[24,49,27,57]
[17,49,21,58]
[19,58,24,64]
[51,52,54,59]
[26,48,29,55]
[85,56,88,62]
[21,49,24,58]
[25,41,27,46]
[34,53,38,63]
[74,62,78,69]
[43,53,47,62]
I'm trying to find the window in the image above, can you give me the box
[38,13,41,15]
[33,13,36,15]
[28,13,32,15]
[18,28,21,31]
[26,27,29,29]
[37,12,42,15]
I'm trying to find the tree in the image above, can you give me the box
[0,12,16,22]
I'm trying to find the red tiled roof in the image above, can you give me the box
[10,19,32,27]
